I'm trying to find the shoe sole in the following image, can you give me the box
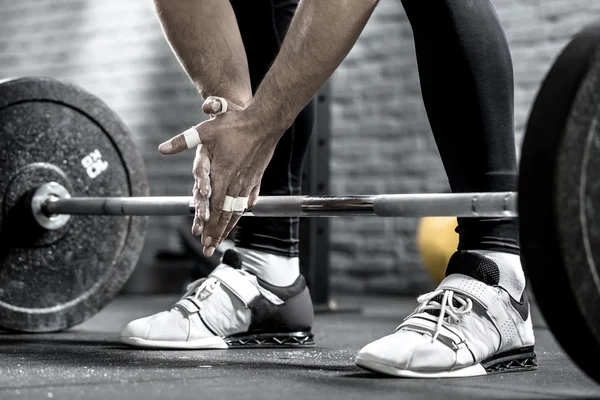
[120,335,228,349]
[355,346,538,378]
[224,331,315,348]
[120,331,315,350]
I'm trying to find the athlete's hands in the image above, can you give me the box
[158,97,281,256]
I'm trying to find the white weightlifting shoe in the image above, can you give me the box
[120,250,314,349]
[355,251,537,378]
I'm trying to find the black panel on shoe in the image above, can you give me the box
[256,274,306,301]
[248,275,314,333]
[445,251,500,286]
[222,249,242,269]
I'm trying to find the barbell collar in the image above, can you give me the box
[42,189,517,218]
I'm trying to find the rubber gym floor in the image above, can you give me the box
[1,293,599,400]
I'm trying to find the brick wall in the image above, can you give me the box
[0,0,598,294]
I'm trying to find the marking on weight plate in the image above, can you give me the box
[81,149,109,179]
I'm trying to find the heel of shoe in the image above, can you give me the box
[248,280,315,333]
[481,346,538,374]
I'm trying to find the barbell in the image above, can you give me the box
[38,188,517,219]
[0,18,599,385]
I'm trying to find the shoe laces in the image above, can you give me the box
[408,289,473,343]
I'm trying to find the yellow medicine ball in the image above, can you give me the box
[417,217,459,285]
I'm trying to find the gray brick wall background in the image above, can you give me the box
[0,0,598,294]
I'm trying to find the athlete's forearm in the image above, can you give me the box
[248,0,379,133]
[154,0,252,106]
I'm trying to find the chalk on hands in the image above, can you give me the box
[204,96,228,116]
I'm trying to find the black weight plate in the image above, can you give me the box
[0,76,149,332]
[519,21,600,384]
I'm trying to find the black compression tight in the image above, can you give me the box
[401,0,520,255]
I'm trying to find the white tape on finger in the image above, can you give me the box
[216,97,228,115]
[207,97,229,116]
[183,127,201,149]
[222,195,235,212]
[233,197,248,212]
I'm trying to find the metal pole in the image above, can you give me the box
[43,192,517,218]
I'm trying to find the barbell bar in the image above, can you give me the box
[39,182,517,221]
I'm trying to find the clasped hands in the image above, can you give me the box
[158,96,280,257]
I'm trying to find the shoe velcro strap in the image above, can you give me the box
[436,274,497,310]
[209,264,261,307]
[175,297,202,314]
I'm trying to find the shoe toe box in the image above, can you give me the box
[356,330,457,372]
[121,310,189,342]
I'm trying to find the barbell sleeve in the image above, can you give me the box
[43,192,518,218]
